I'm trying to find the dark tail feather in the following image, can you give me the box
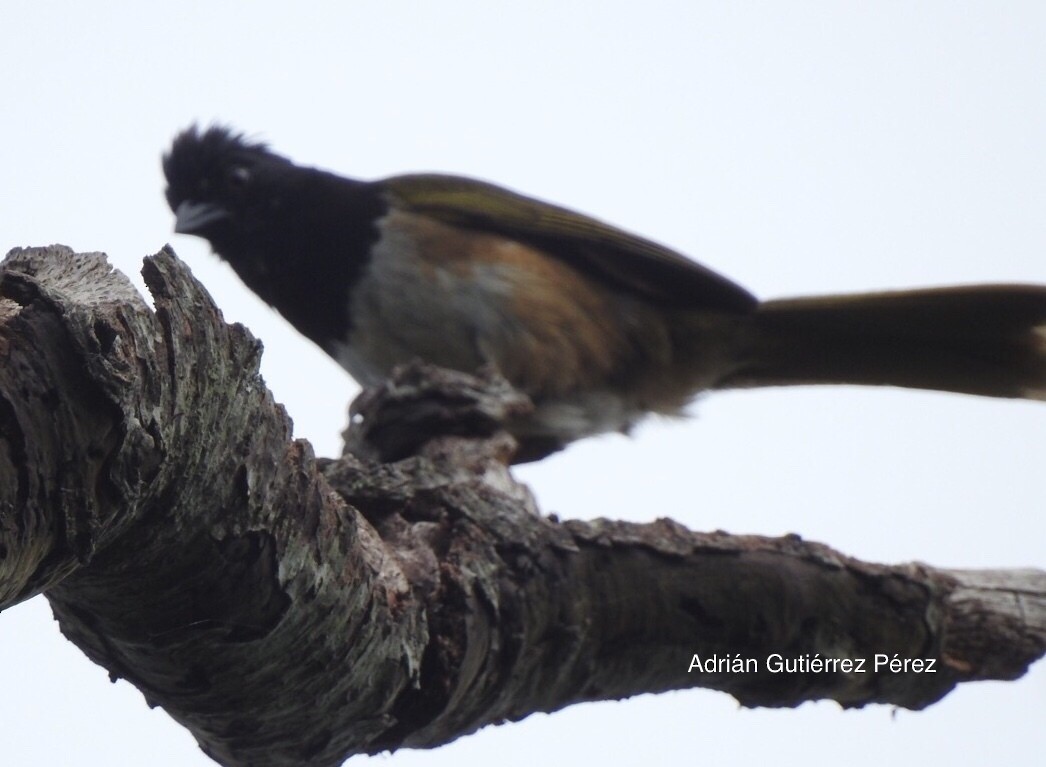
[718,285,1046,400]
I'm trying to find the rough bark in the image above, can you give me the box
[0,245,1042,767]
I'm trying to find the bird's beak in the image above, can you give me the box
[174,200,230,234]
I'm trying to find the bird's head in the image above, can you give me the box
[162,125,294,248]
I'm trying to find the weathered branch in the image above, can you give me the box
[0,246,1042,767]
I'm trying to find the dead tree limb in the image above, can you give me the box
[0,246,1042,767]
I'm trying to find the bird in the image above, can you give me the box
[163,125,1046,461]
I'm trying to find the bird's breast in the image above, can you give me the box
[336,210,642,393]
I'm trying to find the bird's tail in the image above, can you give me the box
[716,285,1046,400]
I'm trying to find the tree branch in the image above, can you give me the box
[0,246,1041,767]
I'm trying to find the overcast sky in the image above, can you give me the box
[1,2,1043,765]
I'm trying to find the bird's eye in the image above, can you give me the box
[227,165,251,189]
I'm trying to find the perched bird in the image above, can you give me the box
[164,125,1046,460]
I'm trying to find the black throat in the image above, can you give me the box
[215,168,387,351]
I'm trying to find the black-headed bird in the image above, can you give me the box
[163,125,1046,460]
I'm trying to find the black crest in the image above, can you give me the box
[162,125,288,212]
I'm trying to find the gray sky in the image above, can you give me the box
[1,1,1043,765]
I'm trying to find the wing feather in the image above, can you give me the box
[380,174,757,313]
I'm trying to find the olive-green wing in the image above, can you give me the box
[380,173,757,313]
